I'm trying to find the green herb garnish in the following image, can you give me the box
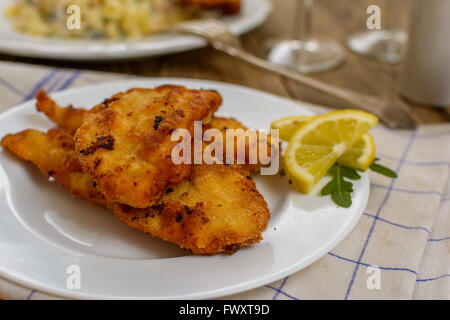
[369,158,398,178]
[321,164,360,208]
[321,159,397,207]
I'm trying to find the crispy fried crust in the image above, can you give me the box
[1,128,269,255]
[179,0,241,14]
[1,128,106,205]
[36,90,87,134]
[35,92,275,176]
[74,86,222,208]
[205,116,278,175]
[1,91,272,255]
[111,164,269,255]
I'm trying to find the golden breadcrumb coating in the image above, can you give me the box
[2,127,269,255]
[35,91,276,176]
[36,90,87,134]
[1,89,272,254]
[74,86,222,208]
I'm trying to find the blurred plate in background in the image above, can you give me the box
[0,0,271,61]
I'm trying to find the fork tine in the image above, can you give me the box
[172,18,240,47]
[175,19,228,34]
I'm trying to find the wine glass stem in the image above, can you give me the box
[295,0,314,64]
[294,0,314,41]
[384,1,401,54]
[385,0,394,30]
[301,0,314,42]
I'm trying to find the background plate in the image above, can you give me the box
[0,0,271,60]
[0,79,369,299]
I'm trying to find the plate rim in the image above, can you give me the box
[0,78,370,299]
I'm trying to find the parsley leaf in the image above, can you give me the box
[369,159,398,178]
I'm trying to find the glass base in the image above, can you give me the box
[267,39,346,74]
[347,30,407,64]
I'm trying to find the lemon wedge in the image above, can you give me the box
[283,110,378,194]
[272,114,376,171]
[337,133,375,171]
[271,115,314,141]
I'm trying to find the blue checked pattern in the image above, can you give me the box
[0,61,447,300]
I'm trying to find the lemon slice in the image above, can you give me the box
[271,115,376,171]
[284,110,378,194]
[271,115,314,141]
[337,133,375,171]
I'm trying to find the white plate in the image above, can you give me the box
[0,79,369,299]
[0,0,271,60]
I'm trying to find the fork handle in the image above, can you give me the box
[212,42,415,129]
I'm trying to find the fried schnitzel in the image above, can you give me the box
[36,90,86,134]
[36,90,277,176]
[205,116,277,175]
[2,90,271,254]
[111,164,268,254]
[2,126,269,254]
[1,128,107,205]
[74,86,222,208]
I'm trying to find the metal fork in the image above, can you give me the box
[172,19,417,129]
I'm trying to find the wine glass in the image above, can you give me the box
[267,0,346,74]
[347,1,407,64]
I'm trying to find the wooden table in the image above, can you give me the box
[1,0,448,124]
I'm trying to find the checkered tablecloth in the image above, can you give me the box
[0,61,448,300]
